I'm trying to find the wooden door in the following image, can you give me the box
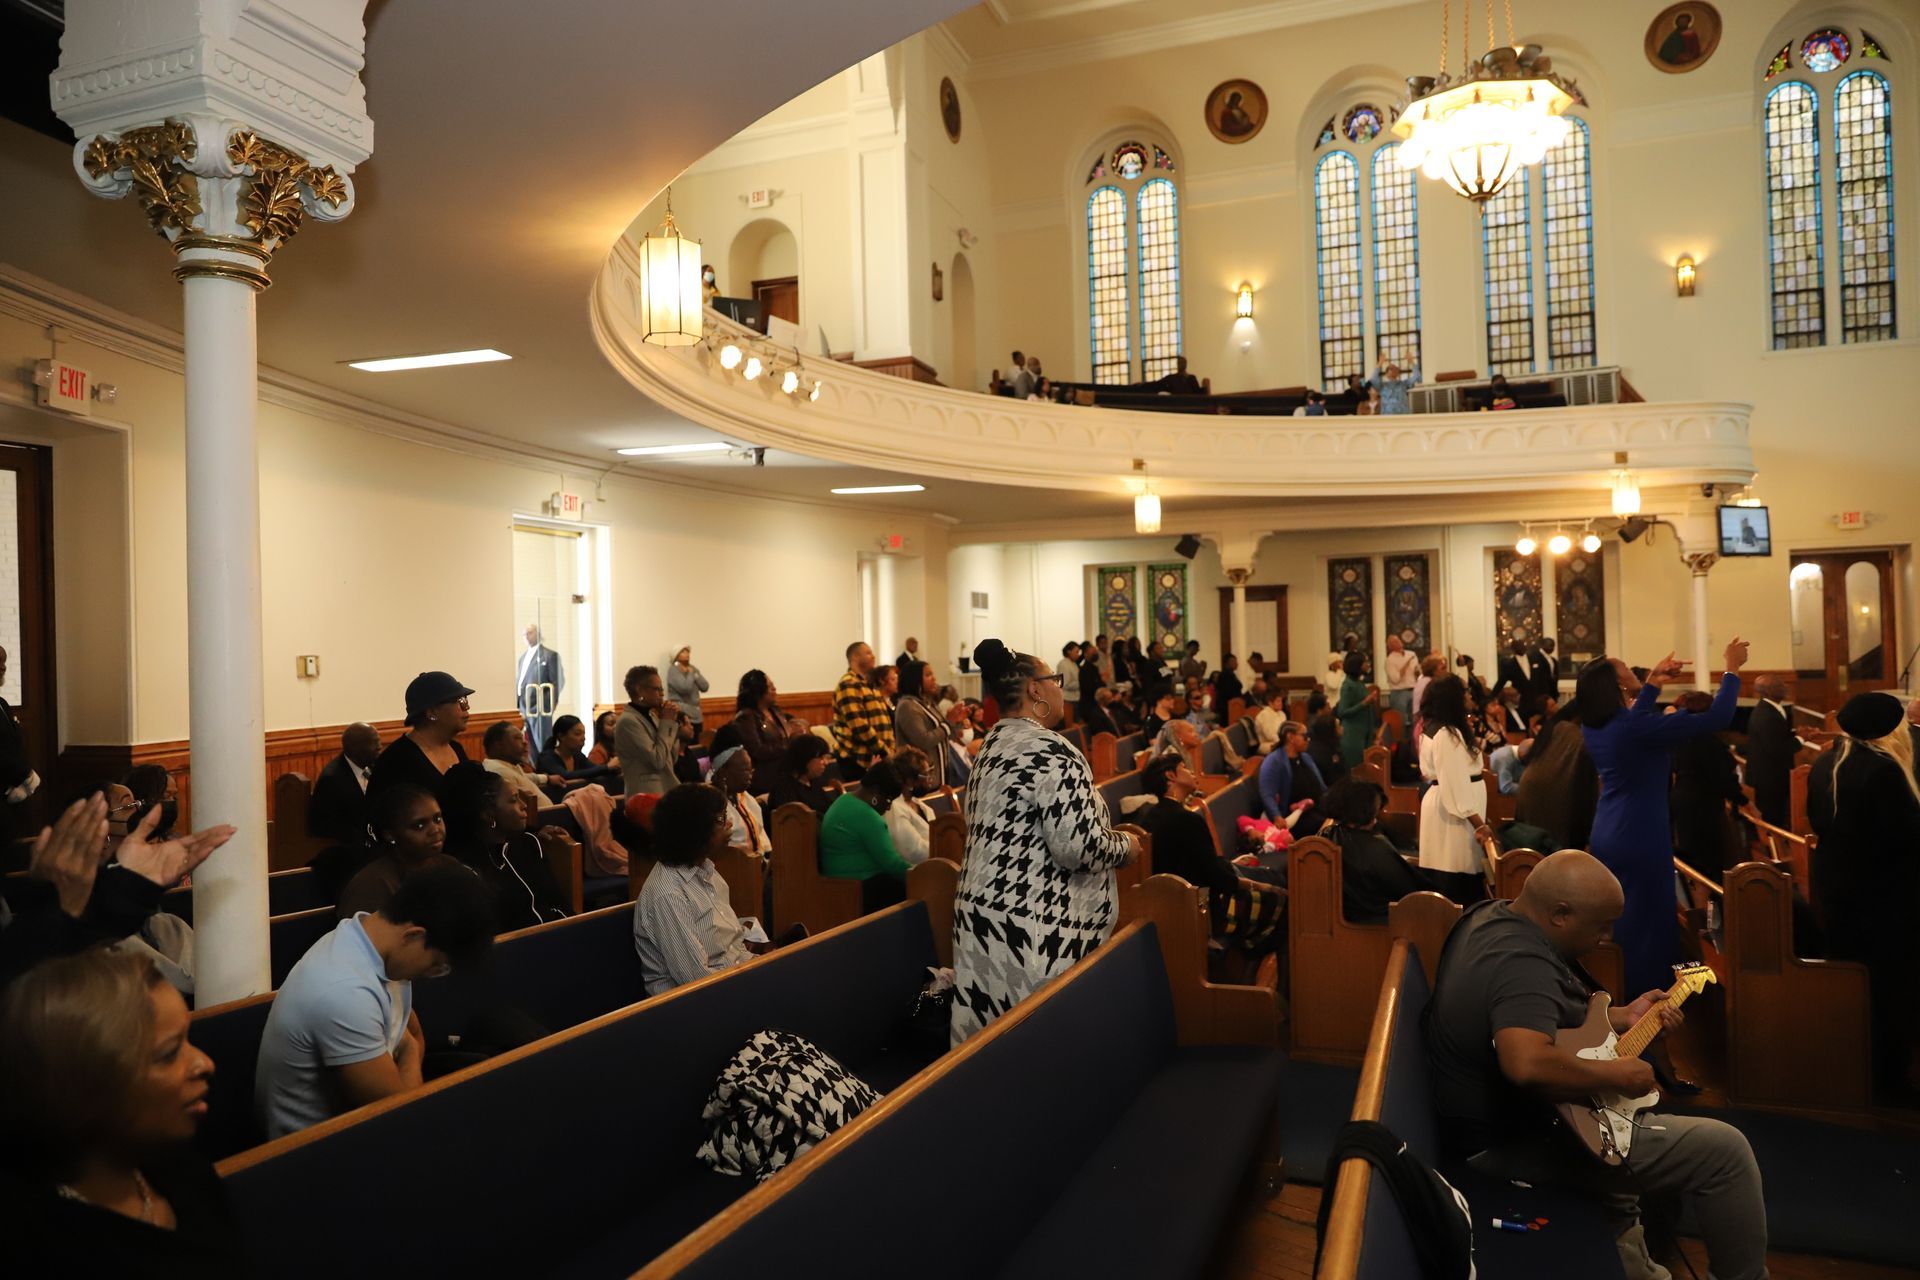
[0,443,57,830]
[1218,586,1289,674]
[752,275,799,326]
[1787,549,1897,707]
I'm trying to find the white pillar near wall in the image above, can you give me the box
[1687,553,1718,691]
[1227,570,1250,662]
[56,4,373,1004]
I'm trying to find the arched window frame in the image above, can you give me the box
[1307,97,1424,387]
[1075,133,1182,384]
[1477,109,1598,376]
[1758,20,1904,349]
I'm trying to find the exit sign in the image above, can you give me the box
[550,490,585,520]
[1836,509,1869,531]
[34,359,92,416]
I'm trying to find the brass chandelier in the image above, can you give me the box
[1391,0,1578,204]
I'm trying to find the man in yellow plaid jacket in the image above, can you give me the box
[832,641,896,776]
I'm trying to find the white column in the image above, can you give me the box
[183,260,271,1000]
[1688,554,1716,691]
[1230,579,1249,660]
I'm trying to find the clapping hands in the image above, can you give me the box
[28,795,110,917]
[115,805,236,889]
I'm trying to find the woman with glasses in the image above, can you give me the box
[631,783,755,996]
[893,659,954,789]
[951,639,1140,1045]
[883,747,940,866]
[368,670,475,803]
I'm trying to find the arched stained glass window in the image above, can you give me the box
[1343,104,1386,142]
[1764,81,1824,349]
[1113,141,1148,180]
[1370,144,1421,373]
[1801,29,1850,73]
[1543,117,1597,368]
[1314,151,1364,385]
[1835,70,1895,343]
[1482,168,1535,374]
[1087,186,1132,383]
[1136,178,1183,380]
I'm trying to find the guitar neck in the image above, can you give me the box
[1614,976,1694,1060]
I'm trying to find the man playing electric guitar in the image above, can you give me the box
[1426,850,1769,1280]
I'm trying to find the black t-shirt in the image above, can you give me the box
[367,733,468,804]
[1425,899,1594,1156]
[1133,799,1235,901]
[0,1145,246,1278]
[1330,825,1429,926]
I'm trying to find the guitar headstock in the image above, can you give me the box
[1671,962,1717,995]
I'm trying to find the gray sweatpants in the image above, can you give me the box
[1472,1113,1769,1280]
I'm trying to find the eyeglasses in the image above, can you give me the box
[105,799,141,817]
[423,961,452,980]
[1031,673,1065,686]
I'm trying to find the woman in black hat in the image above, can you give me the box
[367,671,475,804]
[1809,691,1920,1099]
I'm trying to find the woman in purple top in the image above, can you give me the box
[1572,638,1747,994]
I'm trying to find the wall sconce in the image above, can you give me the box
[1675,255,1697,297]
[1234,281,1255,319]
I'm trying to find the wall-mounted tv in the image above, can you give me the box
[1718,505,1771,556]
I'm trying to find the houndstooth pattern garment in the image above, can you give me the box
[950,716,1135,1045]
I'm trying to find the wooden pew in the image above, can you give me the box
[1721,860,1872,1114]
[768,801,864,937]
[905,857,959,968]
[1489,846,1625,999]
[269,906,336,989]
[1356,750,1418,819]
[1788,760,1813,836]
[1747,812,1813,898]
[218,902,949,1278]
[160,866,330,926]
[1089,731,1118,780]
[928,810,965,865]
[268,772,331,872]
[641,875,1282,1280]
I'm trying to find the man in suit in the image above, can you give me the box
[895,636,920,669]
[308,722,383,845]
[1740,675,1801,828]
[516,624,565,754]
[1493,638,1557,722]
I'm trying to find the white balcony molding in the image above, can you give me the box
[594,237,1756,503]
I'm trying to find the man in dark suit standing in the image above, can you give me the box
[307,722,382,845]
[1740,675,1801,828]
[517,623,565,754]
[1493,638,1556,721]
[0,646,38,846]
[894,636,920,669]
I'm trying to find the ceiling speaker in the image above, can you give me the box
[1174,534,1202,559]
[1617,517,1651,543]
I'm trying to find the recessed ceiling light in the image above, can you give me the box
[615,442,734,457]
[831,484,926,495]
[346,348,511,372]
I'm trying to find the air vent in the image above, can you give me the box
[970,592,989,609]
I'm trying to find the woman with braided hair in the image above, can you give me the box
[950,639,1140,1045]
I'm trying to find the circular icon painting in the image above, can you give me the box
[1644,2,1722,74]
[940,77,962,142]
[1204,79,1268,144]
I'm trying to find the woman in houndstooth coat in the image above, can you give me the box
[951,640,1140,1046]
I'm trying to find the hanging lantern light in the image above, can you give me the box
[636,187,704,347]
[1392,1,1578,204]
[1610,469,1642,517]
[1132,458,1161,534]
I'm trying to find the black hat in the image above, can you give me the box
[404,671,475,725]
[1836,691,1904,741]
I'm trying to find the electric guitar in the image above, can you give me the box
[1553,962,1717,1164]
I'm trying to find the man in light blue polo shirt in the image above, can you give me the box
[256,864,496,1139]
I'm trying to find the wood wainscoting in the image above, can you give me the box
[57,691,844,827]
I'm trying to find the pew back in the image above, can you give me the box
[767,801,863,936]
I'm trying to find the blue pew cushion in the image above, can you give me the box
[697,1029,881,1181]
[999,1045,1283,1279]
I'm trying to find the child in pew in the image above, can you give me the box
[255,865,496,1140]
[633,784,804,997]
[0,948,245,1278]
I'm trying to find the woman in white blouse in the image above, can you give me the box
[885,747,939,866]
[1416,673,1493,904]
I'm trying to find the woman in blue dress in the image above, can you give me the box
[1572,638,1747,995]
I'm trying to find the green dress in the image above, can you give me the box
[1335,675,1377,769]
[819,792,910,881]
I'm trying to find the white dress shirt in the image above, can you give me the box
[632,860,752,996]
[1385,649,1419,692]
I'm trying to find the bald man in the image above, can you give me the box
[1427,851,1768,1280]
[1740,674,1801,827]
[309,722,383,845]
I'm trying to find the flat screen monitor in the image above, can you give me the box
[710,296,766,333]
[1718,505,1771,556]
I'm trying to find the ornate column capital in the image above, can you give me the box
[53,0,372,289]
[1225,568,1252,588]
[75,117,355,288]
[1685,552,1719,577]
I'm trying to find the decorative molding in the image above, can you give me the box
[686,112,853,176]
[992,196,1066,233]
[1182,160,1298,208]
[1612,90,1750,146]
[596,239,1757,504]
[962,0,1423,81]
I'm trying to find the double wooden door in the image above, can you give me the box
[1788,548,1899,706]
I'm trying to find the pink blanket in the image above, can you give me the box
[562,783,629,876]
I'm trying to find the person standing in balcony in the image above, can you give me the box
[1376,355,1419,415]
[1007,350,1033,400]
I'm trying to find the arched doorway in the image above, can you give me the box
[726,218,800,326]
[948,252,977,391]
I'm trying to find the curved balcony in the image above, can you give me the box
[592,239,1754,501]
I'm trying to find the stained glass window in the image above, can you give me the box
[1765,82,1824,349]
[1113,141,1148,180]
[1314,151,1365,385]
[1835,71,1895,343]
[1493,550,1543,650]
[1152,146,1176,173]
[1087,186,1132,383]
[1370,144,1421,372]
[1086,157,1108,185]
[1136,179,1183,380]
[1149,563,1189,651]
[1482,168,1535,375]
[1765,42,1792,81]
[1543,117,1597,369]
[1343,104,1386,143]
[1097,566,1138,641]
[1801,29,1850,74]
[1328,558,1373,658]
[1553,549,1605,675]
[1860,31,1886,61]
[1384,554,1432,654]
[1315,117,1336,149]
